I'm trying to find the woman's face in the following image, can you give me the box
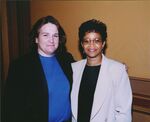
[82,32,105,60]
[36,23,59,57]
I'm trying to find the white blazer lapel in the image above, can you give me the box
[91,55,110,119]
[71,60,87,120]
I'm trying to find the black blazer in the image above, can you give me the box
[3,50,75,122]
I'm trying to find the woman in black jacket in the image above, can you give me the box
[4,15,75,122]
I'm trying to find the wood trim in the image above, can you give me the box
[130,76,150,82]
[130,76,150,115]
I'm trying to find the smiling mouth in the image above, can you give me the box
[88,49,96,52]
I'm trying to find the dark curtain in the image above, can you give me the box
[1,1,31,121]
[6,0,31,62]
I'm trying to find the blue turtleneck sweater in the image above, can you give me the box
[39,55,71,122]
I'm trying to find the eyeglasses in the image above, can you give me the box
[82,38,102,45]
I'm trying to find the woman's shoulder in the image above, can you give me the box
[10,51,38,67]
[103,55,126,74]
[71,59,86,68]
[104,55,125,68]
[56,51,75,63]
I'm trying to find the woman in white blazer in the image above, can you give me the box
[71,19,132,122]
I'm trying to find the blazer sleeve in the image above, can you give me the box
[114,65,132,122]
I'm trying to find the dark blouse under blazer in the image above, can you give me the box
[3,50,75,122]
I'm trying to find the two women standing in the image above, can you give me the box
[4,16,132,122]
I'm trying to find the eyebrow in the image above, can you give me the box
[40,32,58,35]
[40,32,49,34]
[84,37,101,40]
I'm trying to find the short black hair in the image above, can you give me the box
[78,19,107,58]
[79,19,107,44]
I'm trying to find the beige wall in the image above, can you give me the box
[30,1,150,79]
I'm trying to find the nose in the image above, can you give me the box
[48,36,54,43]
[88,40,95,47]
[90,40,95,45]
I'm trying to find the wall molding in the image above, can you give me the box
[130,76,150,115]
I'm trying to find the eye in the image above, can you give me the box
[41,33,48,37]
[43,34,48,36]
[94,39,102,43]
[83,40,90,44]
[53,34,59,38]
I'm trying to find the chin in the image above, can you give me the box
[87,54,101,59]
[48,49,56,53]
[87,55,97,58]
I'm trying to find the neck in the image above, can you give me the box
[87,55,102,66]
[38,50,55,57]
